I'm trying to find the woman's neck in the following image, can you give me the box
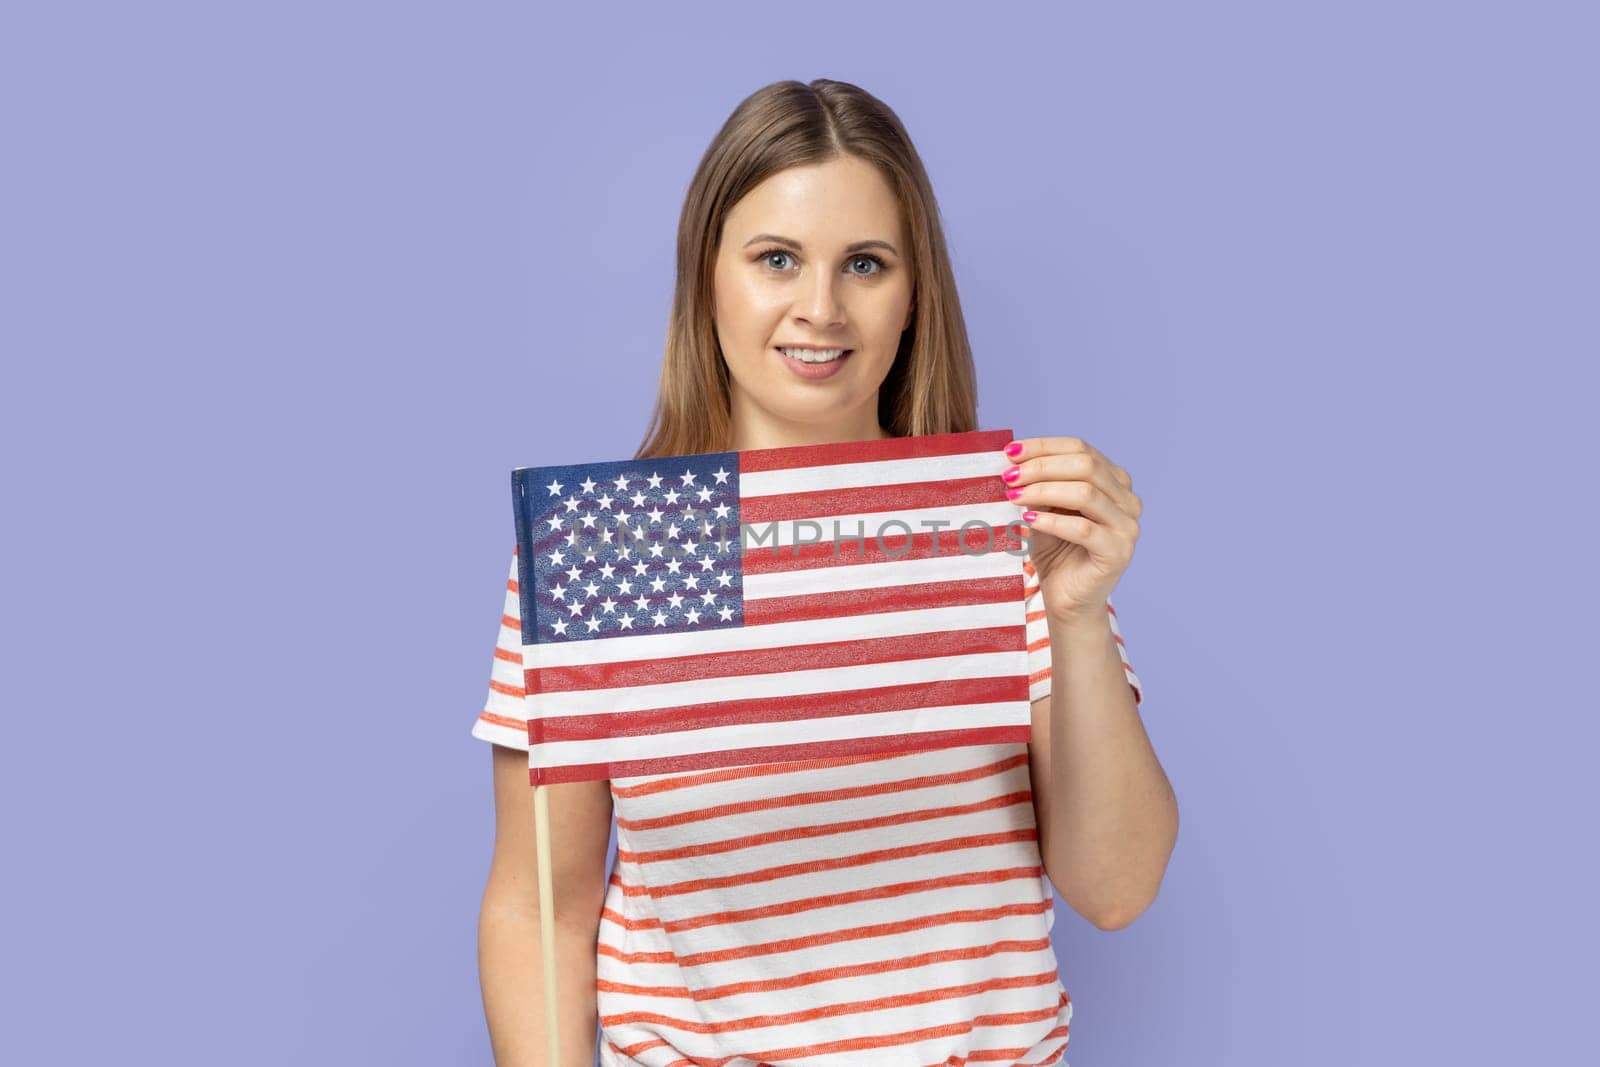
[726,386,892,451]
[730,417,890,452]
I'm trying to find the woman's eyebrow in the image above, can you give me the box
[743,233,900,255]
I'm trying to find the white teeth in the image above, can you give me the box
[780,347,848,363]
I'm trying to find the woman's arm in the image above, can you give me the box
[478,743,615,1066]
[1030,609,1178,929]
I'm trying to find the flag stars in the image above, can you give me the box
[530,459,743,642]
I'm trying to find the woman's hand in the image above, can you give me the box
[1001,436,1142,623]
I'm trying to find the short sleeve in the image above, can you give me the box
[470,546,531,750]
[1023,555,1144,707]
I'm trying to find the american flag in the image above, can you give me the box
[511,428,1034,786]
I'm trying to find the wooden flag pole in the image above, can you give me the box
[533,781,563,1064]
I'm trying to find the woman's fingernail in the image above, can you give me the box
[1005,486,1023,500]
[1002,465,1020,483]
[1004,441,1023,458]
[1022,510,1038,523]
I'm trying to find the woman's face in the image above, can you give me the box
[712,155,915,449]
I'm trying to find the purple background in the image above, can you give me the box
[5,2,1594,1064]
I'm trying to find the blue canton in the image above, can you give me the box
[512,453,744,644]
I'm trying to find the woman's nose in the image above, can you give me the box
[797,273,844,326]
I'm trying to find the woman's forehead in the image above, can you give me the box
[726,159,904,246]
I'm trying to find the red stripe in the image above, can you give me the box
[737,428,1012,473]
[529,725,1031,785]
[599,936,1052,999]
[599,970,1057,1034]
[617,791,1034,865]
[743,575,1022,626]
[739,474,1006,525]
[653,862,1042,933]
[532,675,1029,745]
[741,523,1023,574]
[617,751,1028,831]
[529,624,1024,693]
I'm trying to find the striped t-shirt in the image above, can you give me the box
[473,548,1144,1066]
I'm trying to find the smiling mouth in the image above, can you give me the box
[775,346,853,364]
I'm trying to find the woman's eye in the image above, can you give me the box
[759,250,885,275]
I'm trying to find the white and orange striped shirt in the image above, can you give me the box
[474,548,1143,1066]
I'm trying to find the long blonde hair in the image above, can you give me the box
[633,78,980,461]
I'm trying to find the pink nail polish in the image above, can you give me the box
[1022,510,1038,523]
[1005,486,1023,500]
[1004,442,1022,458]
[1002,466,1020,483]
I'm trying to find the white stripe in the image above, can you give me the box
[737,448,1009,498]
[742,539,1022,599]
[523,598,1021,669]
[736,501,1020,548]
[531,696,1027,768]
[527,648,1028,717]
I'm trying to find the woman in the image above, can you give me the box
[473,78,1178,1067]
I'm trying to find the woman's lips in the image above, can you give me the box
[774,347,853,380]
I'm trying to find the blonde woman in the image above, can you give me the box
[473,78,1178,1067]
